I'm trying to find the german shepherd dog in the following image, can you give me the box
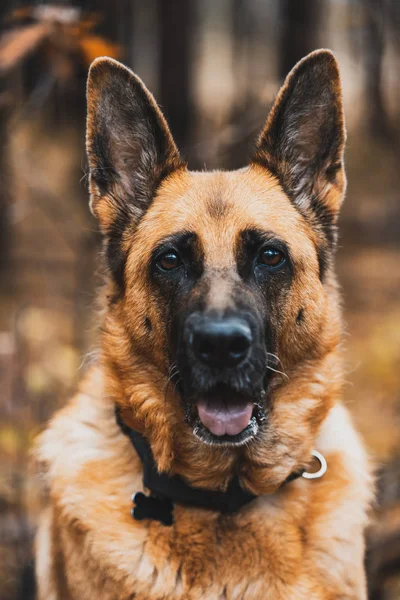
[35,50,373,599]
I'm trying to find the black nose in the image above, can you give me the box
[191,317,252,367]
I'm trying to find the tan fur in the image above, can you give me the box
[35,52,373,599]
[35,367,371,599]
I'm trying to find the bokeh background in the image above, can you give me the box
[0,1,399,598]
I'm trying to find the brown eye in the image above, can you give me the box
[259,248,285,268]
[158,251,182,271]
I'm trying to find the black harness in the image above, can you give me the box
[115,406,304,526]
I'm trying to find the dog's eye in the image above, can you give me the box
[157,251,182,271]
[259,248,285,268]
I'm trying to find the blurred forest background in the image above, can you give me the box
[0,0,399,598]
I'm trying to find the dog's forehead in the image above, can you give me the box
[137,166,316,261]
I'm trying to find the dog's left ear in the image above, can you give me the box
[252,50,346,221]
[86,57,183,232]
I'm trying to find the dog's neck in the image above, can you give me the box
[115,404,309,525]
[100,306,343,496]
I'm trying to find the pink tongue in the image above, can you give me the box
[196,398,253,437]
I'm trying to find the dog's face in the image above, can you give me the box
[86,51,346,487]
[123,170,332,448]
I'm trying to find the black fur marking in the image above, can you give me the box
[296,308,304,324]
[308,195,337,249]
[236,228,293,282]
[149,230,204,358]
[104,205,132,292]
[206,197,230,220]
[316,244,330,281]
[90,126,118,195]
[144,317,152,333]
[150,231,202,280]
[308,195,338,280]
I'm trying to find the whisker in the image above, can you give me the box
[172,377,182,397]
[163,362,180,403]
[153,363,176,385]
[266,364,289,380]
[266,352,284,367]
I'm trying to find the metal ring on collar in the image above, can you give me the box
[302,450,327,480]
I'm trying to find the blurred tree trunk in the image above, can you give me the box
[363,0,393,141]
[0,3,11,276]
[232,0,250,106]
[279,0,321,80]
[0,83,11,278]
[156,0,194,155]
[90,0,120,45]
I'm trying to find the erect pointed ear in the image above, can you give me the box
[86,57,183,233]
[252,50,346,238]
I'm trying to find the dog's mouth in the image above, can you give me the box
[184,385,266,446]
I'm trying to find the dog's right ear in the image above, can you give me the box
[86,57,183,233]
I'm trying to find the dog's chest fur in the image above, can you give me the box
[35,368,371,600]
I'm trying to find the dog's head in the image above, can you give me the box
[86,51,346,492]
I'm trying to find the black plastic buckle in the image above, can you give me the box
[131,492,174,526]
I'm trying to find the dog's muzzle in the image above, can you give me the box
[178,312,267,445]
